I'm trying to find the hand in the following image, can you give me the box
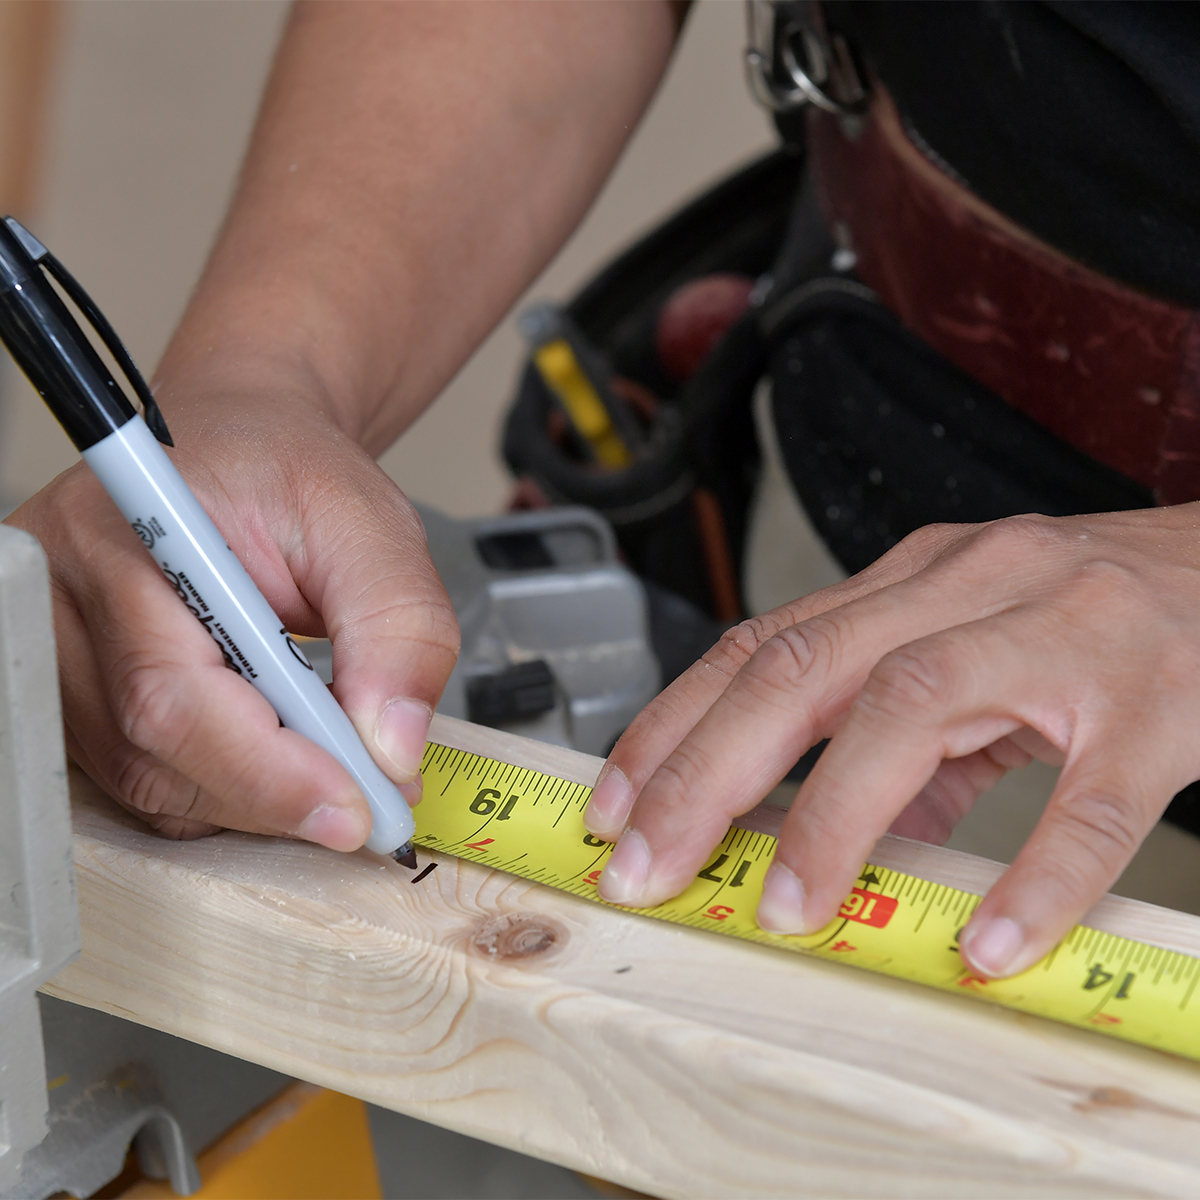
[6,374,458,847]
[584,508,1200,979]
[1,0,684,850]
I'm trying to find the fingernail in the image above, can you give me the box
[299,803,369,852]
[598,829,652,905]
[374,698,431,780]
[400,776,423,808]
[584,766,633,837]
[960,917,1024,978]
[756,860,809,934]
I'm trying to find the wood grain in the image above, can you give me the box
[45,715,1200,1198]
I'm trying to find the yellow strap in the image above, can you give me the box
[534,339,632,468]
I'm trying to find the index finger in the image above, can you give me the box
[584,525,959,839]
[263,444,460,788]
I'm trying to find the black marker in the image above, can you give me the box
[0,216,417,865]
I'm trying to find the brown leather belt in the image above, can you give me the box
[809,89,1200,506]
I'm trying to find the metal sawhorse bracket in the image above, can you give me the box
[0,524,81,1192]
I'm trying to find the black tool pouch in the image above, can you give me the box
[503,149,803,650]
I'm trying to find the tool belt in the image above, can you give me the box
[503,99,1159,615]
[809,87,1200,508]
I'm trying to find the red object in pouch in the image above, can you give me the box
[655,273,756,382]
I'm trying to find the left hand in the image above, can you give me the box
[583,507,1200,979]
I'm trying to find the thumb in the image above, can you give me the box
[297,468,460,786]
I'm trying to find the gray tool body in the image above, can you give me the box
[427,504,660,756]
[307,505,661,758]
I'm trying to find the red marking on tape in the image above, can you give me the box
[838,888,898,928]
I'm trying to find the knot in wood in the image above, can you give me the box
[1087,1087,1136,1109]
[472,913,563,960]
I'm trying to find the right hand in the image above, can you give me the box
[6,375,460,848]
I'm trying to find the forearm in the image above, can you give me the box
[155,0,682,454]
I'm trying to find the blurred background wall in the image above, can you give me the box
[0,0,774,515]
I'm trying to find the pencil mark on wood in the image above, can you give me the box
[411,862,437,884]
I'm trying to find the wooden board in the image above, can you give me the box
[44,715,1200,1198]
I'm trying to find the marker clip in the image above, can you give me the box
[3,216,174,447]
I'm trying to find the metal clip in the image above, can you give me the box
[744,0,867,117]
[3,216,175,448]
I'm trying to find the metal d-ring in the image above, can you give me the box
[744,0,867,117]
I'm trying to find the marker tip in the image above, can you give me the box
[392,841,418,870]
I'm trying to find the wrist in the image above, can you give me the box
[152,283,392,451]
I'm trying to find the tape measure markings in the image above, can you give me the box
[414,743,1200,1060]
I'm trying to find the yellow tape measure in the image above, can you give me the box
[416,743,1200,1061]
